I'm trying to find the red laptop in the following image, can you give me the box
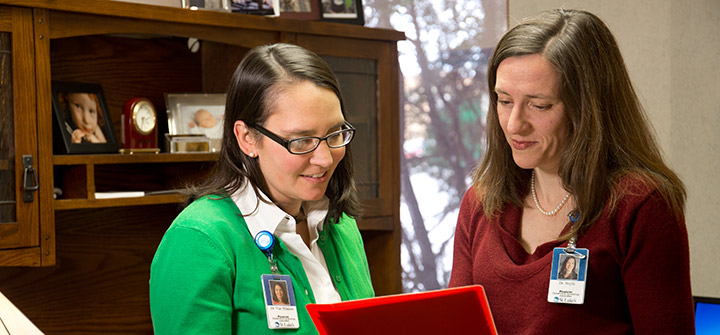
[306,285,498,335]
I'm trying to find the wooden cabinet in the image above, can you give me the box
[0,5,46,266]
[0,1,402,333]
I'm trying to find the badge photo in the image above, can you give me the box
[261,274,300,329]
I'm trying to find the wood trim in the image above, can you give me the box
[12,5,39,248]
[0,246,41,266]
[34,7,55,265]
[0,0,405,41]
[0,6,11,30]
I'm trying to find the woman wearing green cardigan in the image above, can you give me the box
[149,43,374,334]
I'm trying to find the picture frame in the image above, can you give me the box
[181,0,231,11]
[51,82,119,154]
[165,93,227,151]
[230,0,280,16]
[320,0,363,25]
[279,0,320,20]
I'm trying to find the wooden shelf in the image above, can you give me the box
[54,193,187,210]
[53,153,217,208]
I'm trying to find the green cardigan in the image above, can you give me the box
[149,196,375,334]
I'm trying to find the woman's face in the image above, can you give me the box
[67,93,99,135]
[495,54,569,173]
[253,81,346,213]
[274,284,284,299]
[564,257,576,272]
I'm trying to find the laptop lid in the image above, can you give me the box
[306,285,497,335]
[694,296,720,335]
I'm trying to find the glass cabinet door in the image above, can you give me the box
[321,55,379,200]
[0,6,41,265]
[0,31,16,227]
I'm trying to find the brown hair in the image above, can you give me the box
[474,9,685,237]
[188,43,362,221]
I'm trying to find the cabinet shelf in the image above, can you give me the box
[53,152,219,165]
[53,153,218,208]
[54,193,186,210]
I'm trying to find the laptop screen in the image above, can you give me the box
[695,296,720,335]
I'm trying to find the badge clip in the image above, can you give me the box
[255,230,279,274]
[563,211,586,259]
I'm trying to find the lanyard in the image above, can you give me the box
[563,210,586,259]
[255,230,279,274]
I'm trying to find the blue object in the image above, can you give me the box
[254,230,275,255]
[568,210,580,223]
[695,296,720,335]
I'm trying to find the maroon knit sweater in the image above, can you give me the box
[449,178,694,335]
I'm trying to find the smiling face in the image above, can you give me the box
[274,283,284,300]
[249,81,346,214]
[67,93,100,135]
[564,256,576,272]
[495,54,569,173]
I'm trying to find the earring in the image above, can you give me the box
[248,152,256,158]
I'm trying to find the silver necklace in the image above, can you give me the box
[531,170,570,216]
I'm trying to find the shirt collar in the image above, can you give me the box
[230,182,330,240]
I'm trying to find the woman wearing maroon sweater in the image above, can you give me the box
[449,9,694,335]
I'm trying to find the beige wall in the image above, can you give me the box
[509,0,720,297]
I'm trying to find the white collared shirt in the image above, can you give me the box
[231,184,342,304]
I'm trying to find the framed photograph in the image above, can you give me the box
[165,93,226,151]
[279,0,320,20]
[51,82,119,154]
[320,0,363,25]
[181,0,231,11]
[230,0,280,16]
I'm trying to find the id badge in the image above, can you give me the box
[261,274,300,329]
[547,247,589,304]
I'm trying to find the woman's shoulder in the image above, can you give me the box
[610,173,682,225]
[612,173,662,206]
[459,186,486,217]
[172,195,241,232]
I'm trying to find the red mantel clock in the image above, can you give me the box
[121,97,160,154]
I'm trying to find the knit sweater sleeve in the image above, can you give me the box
[619,191,694,334]
[150,224,235,335]
[449,188,480,287]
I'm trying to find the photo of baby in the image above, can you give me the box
[166,93,226,152]
[187,108,223,139]
[51,81,118,154]
[179,105,224,139]
[58,92,108,144]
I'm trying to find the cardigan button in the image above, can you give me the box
[334,275,342,282]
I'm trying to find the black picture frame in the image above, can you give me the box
[51,81,119,154]
[319,0,364,25]
[279,0,320,20]
[230,0,279,16]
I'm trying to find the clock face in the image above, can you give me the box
[133,101,156,135]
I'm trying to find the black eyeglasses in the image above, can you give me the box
[252,121,355,155]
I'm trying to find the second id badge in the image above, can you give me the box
[261,274,300,329]
[547,247,589,304]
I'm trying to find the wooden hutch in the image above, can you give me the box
[0,0,403,333]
